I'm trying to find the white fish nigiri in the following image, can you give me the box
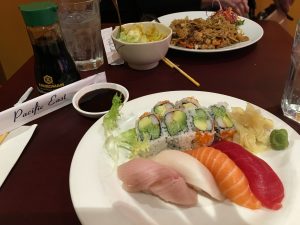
[118,158,198,207]
[151,149,225,201]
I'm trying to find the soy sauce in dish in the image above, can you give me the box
[78,88,124,112]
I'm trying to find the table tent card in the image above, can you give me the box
[0,72,107,134]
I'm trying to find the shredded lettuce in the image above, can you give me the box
[102,94,150,164]
[102,93,123,135]
[104,128,150,160]
[117,129,150,158]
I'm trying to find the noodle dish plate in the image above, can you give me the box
[158,11,264,53]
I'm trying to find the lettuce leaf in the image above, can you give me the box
[103,93,123,135]
[102,94,150,164]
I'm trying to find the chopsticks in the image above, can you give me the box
[162,57,200,87]
[0,132,8,145]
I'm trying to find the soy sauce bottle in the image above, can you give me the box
[19,2,80,93]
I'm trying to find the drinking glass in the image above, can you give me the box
[281,20,300,123]
[58,0,104,71]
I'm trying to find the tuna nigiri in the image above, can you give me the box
[151,149,225,201]
[185,147,262,209]
[213,141,284,210]
[117,158,198,207]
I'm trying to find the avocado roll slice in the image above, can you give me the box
[193,108,213,131]
[152,100,175,119]
[136,112,161,141]
[192,108,215,147]
[164,109,188,136]
[175,97,200,110]
[209,104,236,141]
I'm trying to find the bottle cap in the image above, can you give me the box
[19,2,58,27]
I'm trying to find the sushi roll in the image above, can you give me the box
[136,112,167,156]
[163,109,195,150]
[175,97,200,110]
[209,104,236,141]
[152,100,175,119]
[190,107,215,147]
[164,109,188,136]
[136,112,161,141]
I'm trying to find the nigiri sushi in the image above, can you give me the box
[213,141,284,210]
[118,158,198,207]
[151,149,225,201]
[185,147,262,209]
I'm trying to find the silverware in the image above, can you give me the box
[111,0,122,37]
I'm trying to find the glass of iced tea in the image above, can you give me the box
[58,0,104,71]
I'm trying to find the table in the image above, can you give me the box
[0,21,298,225]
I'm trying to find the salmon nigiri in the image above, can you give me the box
[185,147,262,209]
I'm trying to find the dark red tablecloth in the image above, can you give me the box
[0,21,298,225]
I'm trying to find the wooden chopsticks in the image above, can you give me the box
[0,132,8,145]
[162,57,200,87]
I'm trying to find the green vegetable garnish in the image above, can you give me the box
[236,19,245,26]
[105,128,150,159]
[103,93,123,135]
[270,129,289,150]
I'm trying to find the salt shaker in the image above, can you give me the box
[19,2,80,93]
[281,20,300,123]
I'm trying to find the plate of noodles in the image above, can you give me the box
[158,11,264,53]
[70,91,300,225]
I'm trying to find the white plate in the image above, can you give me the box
[70,91,300,225]
[158,11,264,53]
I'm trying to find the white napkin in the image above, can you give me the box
[0,124,37,187]
[101,27,124,65]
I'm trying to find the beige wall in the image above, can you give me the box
[0,0,299,81]
[0,0,33,81]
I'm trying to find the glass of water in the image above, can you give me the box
[281,20,300,123]
[58,0,104,71]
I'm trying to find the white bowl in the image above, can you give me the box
[111,22,172,70]
[72,82,129,118]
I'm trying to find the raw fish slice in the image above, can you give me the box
[213,141,284,210]
[151,149,225,201]
[118,158,198,207]
[185,147,262,209]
